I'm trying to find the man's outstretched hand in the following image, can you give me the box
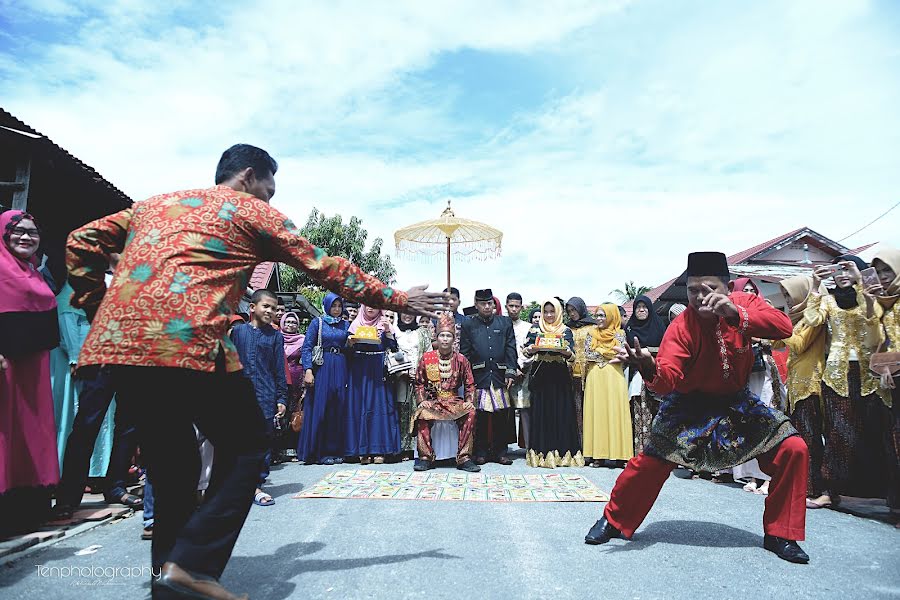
[698,283,739,323]
[612,337,656,380]
[405,285,451,319]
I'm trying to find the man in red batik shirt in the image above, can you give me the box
[66,144,448,600]
[584,252,811,564]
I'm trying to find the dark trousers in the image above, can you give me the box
[112,365,266,579]
[475,409,511,458]
[57,366,138,507]
[259,417,275,486]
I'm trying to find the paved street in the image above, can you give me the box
[1,455,897,600]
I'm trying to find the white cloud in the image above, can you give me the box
[1,0,898,306]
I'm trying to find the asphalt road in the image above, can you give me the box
[1,454,898,600]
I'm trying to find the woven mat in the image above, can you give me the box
[293,469,609,502]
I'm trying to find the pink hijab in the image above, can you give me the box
[0,210,56,314]
[349,305,388,334]
[280,311,305,357]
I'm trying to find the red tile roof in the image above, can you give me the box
[250,262,276,290]
[725,227,805,265]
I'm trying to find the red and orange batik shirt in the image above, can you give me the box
[66,185,407,373]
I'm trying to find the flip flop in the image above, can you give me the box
[253,491,275,506]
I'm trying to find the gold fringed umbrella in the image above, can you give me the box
[394,200,503,291]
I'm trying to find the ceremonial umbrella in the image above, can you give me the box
[394,200,503,291]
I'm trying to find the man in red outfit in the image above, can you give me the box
[585,251,811,564]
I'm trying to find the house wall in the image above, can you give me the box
[758,242,835,263]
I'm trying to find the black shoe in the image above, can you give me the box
[152,562,248,599]
[457,460,481,473]
[474,456,487,465]
[413,459,432,472]
[763,535,809,564]
[584,517,624,545]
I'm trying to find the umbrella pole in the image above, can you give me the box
[445,236,451,292]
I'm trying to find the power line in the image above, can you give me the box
[837,199,900,243]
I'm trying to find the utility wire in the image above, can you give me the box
[837,200,900,242]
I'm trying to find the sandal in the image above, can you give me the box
[253,491,275,506]
[589,460,603,468]
[806,494,832,509]
[360,456,372,465]
[742,480,758,493]
[373,456,385,464]
[108,493,144,509]
[141,527,153,541]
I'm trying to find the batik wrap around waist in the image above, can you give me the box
[643,387,797,472]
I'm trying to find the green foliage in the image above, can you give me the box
[610,281,652,303]
[521,300,541,322]
[280,208,397,292]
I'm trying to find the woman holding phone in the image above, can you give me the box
[805,255,892,508]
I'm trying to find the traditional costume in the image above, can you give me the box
[510,299,534,449]
[871,246,900,510]
[803,255,891,502]
[729,278,785,486]
[583,304,632,463]
[524,298,583,468]
[393,315,432,454]
[774,276,828,501]
[586,252,810,564]
[623,294,666,455]
[566,297,596,446]
[459,289,518,464]
[412,315,479,471]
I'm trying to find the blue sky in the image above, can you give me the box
[1,0,898,304]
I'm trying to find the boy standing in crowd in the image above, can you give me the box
[231,289,288,507]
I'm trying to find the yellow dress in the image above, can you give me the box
[582,330,633,461]
[772,320,826,413]
[804,286,888,406]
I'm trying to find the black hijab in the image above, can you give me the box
[396,313,419,332]
[624,295,666,347]
[565,297,596,328]
[830,254,868,310]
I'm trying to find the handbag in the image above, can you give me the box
[870,351,900,377]
[311,317,324,366]
[289,405,304,433]
[386,350,413,375]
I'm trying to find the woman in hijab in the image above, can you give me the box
[806,255,892,506]
[623,295,666,456]
[280,312,305,460]
[727,278,784,492]
[522,298,582,468]
[346,305,400,464]
[870,246,900,513]
[0,211,60,535]
[774,275,829,508]
[582,304,632,467]
[298,294,348,465]
[565,297,596,445]
[392,311,433,458]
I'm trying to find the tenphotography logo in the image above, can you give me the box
[35,564,161,587]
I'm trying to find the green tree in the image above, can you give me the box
[280,208,397,292]
[521,300,541,322]
[610,281,652,303]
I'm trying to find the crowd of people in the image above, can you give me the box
[1,141,898,595]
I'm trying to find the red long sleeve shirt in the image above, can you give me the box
[646,291,793,396]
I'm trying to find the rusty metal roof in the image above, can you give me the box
[0,107,132,208]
